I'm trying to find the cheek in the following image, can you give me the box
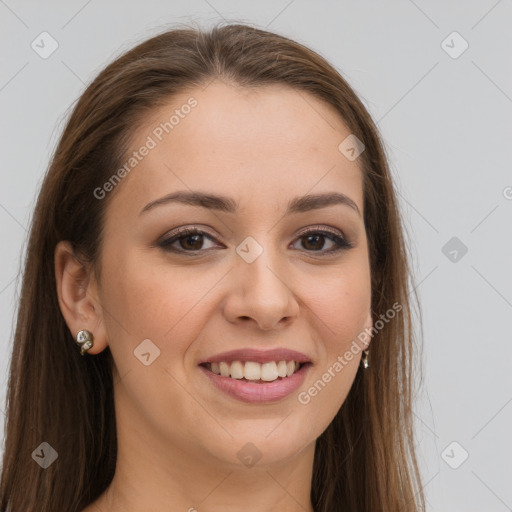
[297,255,370,416]
[98,249,222,355]
[305,259,371,343]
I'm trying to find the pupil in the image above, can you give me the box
[182,234,202,250]
[304,234,323,250]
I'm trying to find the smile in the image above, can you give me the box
[202,360,303,383]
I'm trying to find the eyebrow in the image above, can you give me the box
[139,190,361,217]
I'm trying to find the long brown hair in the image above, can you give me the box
[0,22,425,512]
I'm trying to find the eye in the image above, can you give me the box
[290,226,353,255]
[157,225,353,256]
[157,227,220,254]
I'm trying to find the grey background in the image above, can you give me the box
[1,1,511,510]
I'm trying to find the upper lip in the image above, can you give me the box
[198,348,312,365]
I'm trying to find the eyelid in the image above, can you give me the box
[161,224,346,242]
[162,225,218,239]
[295,224,346,239]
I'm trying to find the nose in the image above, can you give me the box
[222,243,299,331]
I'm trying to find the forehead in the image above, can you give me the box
[140,80,352,155]
[110,80,364,218]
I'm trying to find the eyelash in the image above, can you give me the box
[157,225,353,256]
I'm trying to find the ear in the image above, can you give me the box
[54,240,109,355]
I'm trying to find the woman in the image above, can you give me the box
[0,22,425,512]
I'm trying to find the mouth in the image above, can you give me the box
[199,360,309,383]
[197,349,313,403]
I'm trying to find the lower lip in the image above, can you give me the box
[199,363,311,403]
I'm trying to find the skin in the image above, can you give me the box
[55,80,373,512]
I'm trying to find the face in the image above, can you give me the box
[92,80,372,469]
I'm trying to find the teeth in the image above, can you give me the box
[244,361,261,380]
[277,360,287,378]
[230,361,244,379]
[261,362,278,381]
[219,362,230,377]
[207,360,302,382]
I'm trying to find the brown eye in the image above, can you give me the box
[157,226,353,257]
[176,233,204,251]
[300,233,328,251]
[158,228,219,254]
[291,228,352,254]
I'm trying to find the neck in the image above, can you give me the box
[87,380,316,512]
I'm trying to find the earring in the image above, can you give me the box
[76,329,94,356]
[361,349,370,369]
